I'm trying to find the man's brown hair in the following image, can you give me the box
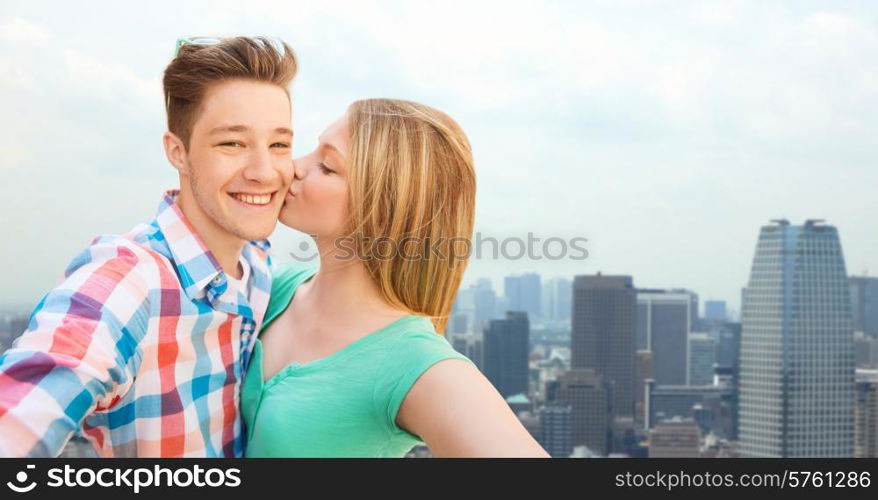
[163,36,298,148]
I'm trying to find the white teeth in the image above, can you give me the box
[232,193,271,205]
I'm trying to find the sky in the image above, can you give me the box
[1,0,876,315]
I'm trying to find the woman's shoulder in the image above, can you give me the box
[382,317,464,355]
[375,317,475,389]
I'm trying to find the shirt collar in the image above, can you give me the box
[151,189,272,308]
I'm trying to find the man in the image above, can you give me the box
[0,36,297,457]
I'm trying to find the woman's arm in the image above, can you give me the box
[396,359,550,457]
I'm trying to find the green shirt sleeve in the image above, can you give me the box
[374,329,476,442]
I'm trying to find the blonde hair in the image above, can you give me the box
[344,99,476,334]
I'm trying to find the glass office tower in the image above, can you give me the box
[738,219,854,457]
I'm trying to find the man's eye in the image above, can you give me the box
[271,142,291,149]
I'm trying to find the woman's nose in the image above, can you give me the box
[292,157,308,180]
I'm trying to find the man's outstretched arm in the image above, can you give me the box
[0,241,149,457]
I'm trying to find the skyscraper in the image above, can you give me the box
[541,281,553,321]
[715,321,742,373]
[494,295,510,320]
[637,290,696,385]
[648,418,701,458]
[452,278,498,334]
[504,273,542,321]
[714,365,740,440]
[553,368,611,456]
[688,332,716,386]
[572,274,636,418]
[541,277,572,322]
[539,404,574,458]
[854,332,878,369]
[452,287,474,331]
[634,350,654,430]
[483,311,530,398]
[473,281,498,330]
[739,219,855,457]
[705,300,728,321]
[850,276,878,338]
[449,331,483,370]
[854,369,878,458]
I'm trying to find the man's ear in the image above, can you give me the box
[163,131,189,175]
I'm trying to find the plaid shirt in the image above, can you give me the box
[0,190,274,457]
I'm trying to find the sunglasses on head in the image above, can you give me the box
[173,36,222,57]
[173,36,286,58]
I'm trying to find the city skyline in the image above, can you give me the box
[3,218,876,457]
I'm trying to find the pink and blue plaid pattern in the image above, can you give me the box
[0,190,274,457]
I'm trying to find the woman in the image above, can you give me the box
[242,98,549,457]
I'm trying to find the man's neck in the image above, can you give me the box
[176,190,245,279]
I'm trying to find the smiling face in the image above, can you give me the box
[170,78,294,243]
[279,113,350,239]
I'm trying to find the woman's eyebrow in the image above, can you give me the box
[318,136,345,159]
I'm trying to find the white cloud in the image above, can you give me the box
[62,49,161,108]
[0,17,50,45]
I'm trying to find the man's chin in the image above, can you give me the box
[227,223,276,242]
[221,207,283,239]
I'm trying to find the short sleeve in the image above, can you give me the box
[374,330,476,441]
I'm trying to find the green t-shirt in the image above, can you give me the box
[241,264,475,457]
